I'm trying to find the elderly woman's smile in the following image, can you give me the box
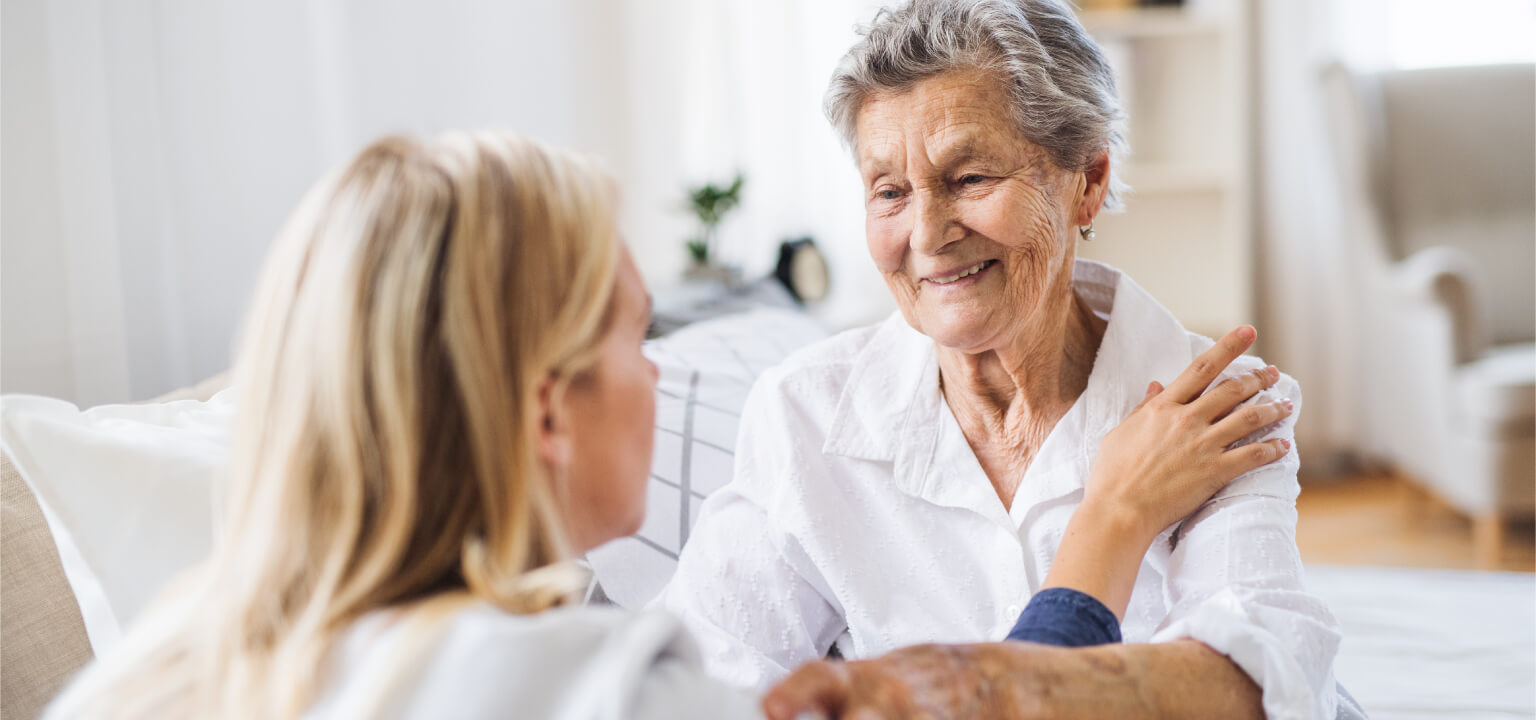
[856,68,1092,353]
[924,259,995,284]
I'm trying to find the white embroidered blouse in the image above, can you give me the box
[660,260,1342,720]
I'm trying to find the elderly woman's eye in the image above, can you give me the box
[877,189,903,201]
[960,174,987,186]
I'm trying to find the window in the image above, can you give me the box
[1333,0,1536,69]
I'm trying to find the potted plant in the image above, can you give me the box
[683,173,744,282]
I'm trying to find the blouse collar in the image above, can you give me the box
[822,259,1196,504]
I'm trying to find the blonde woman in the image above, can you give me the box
[46,131,1292,720]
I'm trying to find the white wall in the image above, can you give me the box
[2,0,78,402]
[2,0,894,405]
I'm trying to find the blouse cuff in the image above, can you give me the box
[1006,588,1122,647]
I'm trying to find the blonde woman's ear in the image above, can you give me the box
[535,373,574,472]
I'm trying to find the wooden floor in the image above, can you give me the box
[1296,472,1535,573]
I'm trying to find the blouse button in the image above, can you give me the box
[1005,604,1021,617]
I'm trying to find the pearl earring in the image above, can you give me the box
[1079,223,1095,242]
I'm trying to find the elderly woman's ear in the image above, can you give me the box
[1074,148,1113,228]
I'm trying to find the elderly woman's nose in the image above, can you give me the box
[909,194,963,254]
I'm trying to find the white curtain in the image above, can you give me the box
[4,0,631,403]
[2,0,897,405]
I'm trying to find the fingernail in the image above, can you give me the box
[1280,399,1294,412]
[1267,365,1280,380]
[1281,439,1292,450]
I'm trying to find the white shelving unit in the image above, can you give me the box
[1076,2,1254,340]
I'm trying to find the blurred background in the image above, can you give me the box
[3,0,1533,570]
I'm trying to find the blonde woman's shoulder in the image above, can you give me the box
[306,603,763,720]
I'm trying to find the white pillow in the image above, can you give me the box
[586,308,828,608]
[0,391,232,652]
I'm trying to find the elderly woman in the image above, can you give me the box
[662,1,1344,718]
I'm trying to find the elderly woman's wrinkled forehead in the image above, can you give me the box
[825,0,1127,209]
[855,68,1056,182]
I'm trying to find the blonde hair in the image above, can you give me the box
[49,131,620,719]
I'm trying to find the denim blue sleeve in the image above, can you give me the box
[1005,588,1122,647]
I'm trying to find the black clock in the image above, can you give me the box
[774,237,830,304]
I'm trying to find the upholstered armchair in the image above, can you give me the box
[1323,62,1535,567]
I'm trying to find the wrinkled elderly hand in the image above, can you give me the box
[762,640,1258,720]
[760,641,1158,720]
[761,643,1046,720]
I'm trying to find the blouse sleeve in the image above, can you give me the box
[656,367,847,691]
[1149,370,1343,720]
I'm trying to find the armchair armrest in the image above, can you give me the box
[1389,246,1485,364]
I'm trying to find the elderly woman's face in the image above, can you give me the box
[856,69,1091,352]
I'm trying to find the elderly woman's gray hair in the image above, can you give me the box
[825,0,1129,211]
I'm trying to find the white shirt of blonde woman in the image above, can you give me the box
[658,260,1342,720]
[302,604,761,720]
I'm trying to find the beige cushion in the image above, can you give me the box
[2,452,93,719]
[1455,343,1536,432]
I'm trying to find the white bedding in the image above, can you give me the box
[1306,564,1535,719]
